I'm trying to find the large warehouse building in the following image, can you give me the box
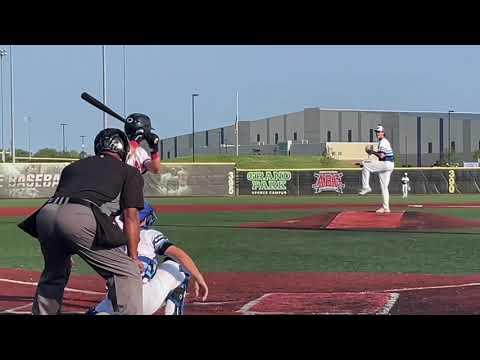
[160,107,480,166]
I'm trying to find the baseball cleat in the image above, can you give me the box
[358,187,372,195]
[375,207,391,213]
[85,308,98,315]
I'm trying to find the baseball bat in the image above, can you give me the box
[81,92,126,124]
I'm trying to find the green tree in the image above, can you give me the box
[473,149,480,162]
[34,148,61,158]
[15,148,29,157]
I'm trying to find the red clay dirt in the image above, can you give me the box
[326,211,404,229]
[2,268,480,315]
[240,211,480,231]
[3,202,480,217]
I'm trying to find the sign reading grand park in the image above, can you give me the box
[245,170,292,195]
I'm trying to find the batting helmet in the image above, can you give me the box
[124,113,152,142]
[94,128,130,162]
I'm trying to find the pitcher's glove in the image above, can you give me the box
[146,132,160,154]
[365,145,374,155]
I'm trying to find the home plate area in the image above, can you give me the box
[238,292,399,315]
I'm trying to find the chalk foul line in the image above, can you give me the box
[0,278,104,296]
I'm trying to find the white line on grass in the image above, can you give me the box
[0,278,104,296]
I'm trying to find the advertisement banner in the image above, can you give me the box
[311,171,345,194]
[237,168,480,196]
[0,163,67,198]
[238,170,297,195]
[0,162,236,198]
[143,163,235,197]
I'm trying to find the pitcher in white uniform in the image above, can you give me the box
[358,125,395,213]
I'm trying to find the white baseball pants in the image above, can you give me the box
[402,184,408,198]
[361,160,395,210]
[95,260,186,315]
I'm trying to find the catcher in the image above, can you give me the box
[88,202,208,315]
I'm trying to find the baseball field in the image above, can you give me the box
[1,193,480,315]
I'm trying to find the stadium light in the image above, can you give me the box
[192,93,199,163]
[9,45,15,163]
[60,123,68,154]
[448,109,454,162]
[0,48,7,163]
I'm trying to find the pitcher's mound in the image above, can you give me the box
[326,211,404,229]
[240,211,480,231]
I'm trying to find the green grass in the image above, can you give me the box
[2,194,480,276]
[164,154,353,169]
[2,194,480,208]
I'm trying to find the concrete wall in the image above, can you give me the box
[286,111,304,143]
[340,111,359,142]
[360,112,383,142]
[398,114,418,165]
[320,110,340,142]
[249,118,268,145]
[268,115,285,144]
[304,108,320,143]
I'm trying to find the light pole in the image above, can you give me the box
[80,135,86,158]
[235,91,239,157]
[60,123,68,154]
[192,93,199,162]
[123,45,127,117]
[448,109,454,162]
[102,45,107,129]
[9,45,15,163]
[0,48,7,163]
[24,116,31,160]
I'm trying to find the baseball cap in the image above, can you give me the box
[374,125,385,132]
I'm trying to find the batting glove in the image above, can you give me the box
[147,133,160,154]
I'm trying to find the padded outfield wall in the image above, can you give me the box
[0,162,479,198]
[237,167,479,196]
[0,163,236,198]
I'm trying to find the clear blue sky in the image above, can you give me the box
[0,45,479,154]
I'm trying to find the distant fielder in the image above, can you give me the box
[401,172,410,199]
[358,125,395,213]
[88,203,208,315]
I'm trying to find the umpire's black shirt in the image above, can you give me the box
[54,154,144,215]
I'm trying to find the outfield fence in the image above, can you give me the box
[236,167,480,196]
[0,162,236,198]
[0,161,479,198]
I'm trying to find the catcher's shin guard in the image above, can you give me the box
[165,273,190,315]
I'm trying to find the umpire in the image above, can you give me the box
[19,128,145,315]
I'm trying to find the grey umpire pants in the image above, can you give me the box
[32,203,142,315]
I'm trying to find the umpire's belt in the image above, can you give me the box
[46,196,127,249]
[47,196,96,208]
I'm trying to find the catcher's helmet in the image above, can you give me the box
[124,113,152,141]
[139,201,157,227]
[94,128,130,162]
